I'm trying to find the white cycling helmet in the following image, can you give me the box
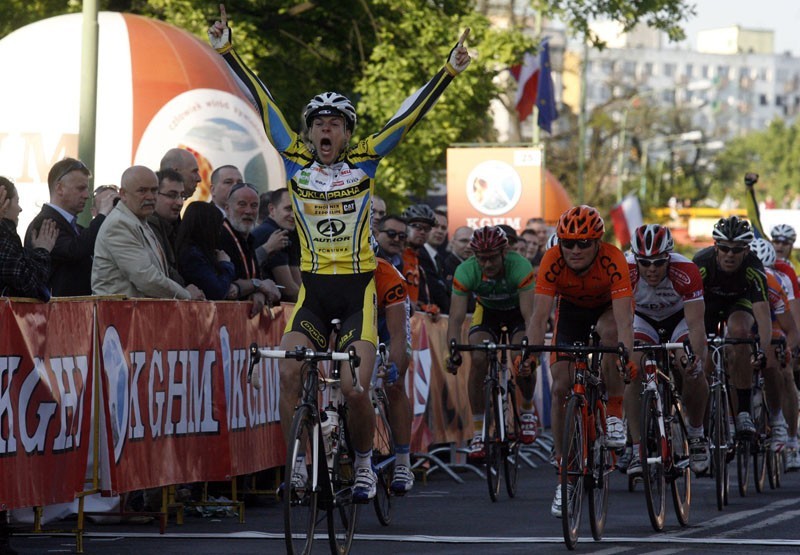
[771,223,797,243]
[631,224,674,257]
[546,233,559,250]
[749,238,776,267]
[304,92,357,131]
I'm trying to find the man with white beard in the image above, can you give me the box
[219,182,280,317]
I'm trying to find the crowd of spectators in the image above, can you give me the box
[0,152,553,320]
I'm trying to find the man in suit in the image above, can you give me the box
[91,166,205,300]
[25,158,116,296]
[419,209,450,313]
[148,169,186,284]
[160,148,201,198]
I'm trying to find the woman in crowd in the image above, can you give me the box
[175,201,236,300]
[0,176,58,300]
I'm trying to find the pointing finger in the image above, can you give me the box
[457,27,470,46]
[220,3,227,26]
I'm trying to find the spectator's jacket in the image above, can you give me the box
[0,218,51,300]
[91,202,189,299]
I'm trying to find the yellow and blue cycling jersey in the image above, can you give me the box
[220,48,461,275]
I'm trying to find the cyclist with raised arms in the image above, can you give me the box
[525,206,635,517]
[208,4,471,501]
[693,216,771,440]
[748,238,800,452]
[446,226,538,457]
[623,224,709,475]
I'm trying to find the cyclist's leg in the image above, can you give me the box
[595,307,626,448]
[510,317,537,442]
[467,327,492,455]
[726,307,756,435]
[384,301,414,492]
[764,331,789,448]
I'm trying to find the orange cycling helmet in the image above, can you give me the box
[556,205,604,240]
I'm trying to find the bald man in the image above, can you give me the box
[91,166,204,299]
[160,148,201,197]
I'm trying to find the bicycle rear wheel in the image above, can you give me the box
[767,447,781,489]
[484,379,503,502]
[641,389,666,531]
[709,384,729,511]
[753,392,767,493]
[562,396,585,550]
[372,389,394,526]
[669,399,691,526]
[284,405,319,555]
[504,383,522,499]
[588,397,609,540]
[328,411,358,555]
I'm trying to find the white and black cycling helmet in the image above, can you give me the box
[546,233,559,250]
[749,238,776,267]
[712,216,754,244]
[771,223,797,243]
[402,204,436,226]
[631,224,674,257]
[303,92,357,131]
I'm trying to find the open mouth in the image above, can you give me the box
[319,138,333,156]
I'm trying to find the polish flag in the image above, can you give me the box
[510,51,540,122]
[610,194,643,248]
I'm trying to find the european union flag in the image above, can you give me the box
[536,40,558,134]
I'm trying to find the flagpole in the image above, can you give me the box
[533,13,543,221]
[577,36,588,205]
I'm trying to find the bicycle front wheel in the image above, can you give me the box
[709,384,729,511]
[562,396,585,550]
[753,392,767,493]
[284,405,319,555]
[328,412,358,555]
[669,399,691,526]
[767,446,781,489]
[736,438,751,497]
[504,384,522,499]
[372,389,394,526]
[485,380,503,502]
[588,397,609,541]
[641,389,666,531]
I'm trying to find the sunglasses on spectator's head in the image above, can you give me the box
[560,239,594,250]
[381,229,407,241]
[55,160,89,184]
[716,244,747,254]
[93,184,119,198]
[636,257,669,268]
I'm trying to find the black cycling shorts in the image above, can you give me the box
[553,298,612,362]
[285,271,377,351]
[469,304,526,340]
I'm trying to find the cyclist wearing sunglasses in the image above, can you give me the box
[446,225,537,456]
[623,224,709,475]
[693,216,771,438]
[525,205,635,517]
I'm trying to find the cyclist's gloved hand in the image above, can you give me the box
[446,351,462,374]
[383,362,399,384]
[208,4,232,52]
[751,349,767,370]
[620,360,638,383]
[515,353,537,377]
[447,28,471,74]
[744,172,759,188]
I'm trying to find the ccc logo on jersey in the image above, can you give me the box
[317,219,346,237]
[384,284,406,304]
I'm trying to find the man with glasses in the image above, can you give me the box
[693,216,771,439]
[375,215,408,268]
[148,169,187,285]
[623,224,709,475]
[220,182,281,317]
[525,205,635,518]
[25,157,117,296]
[446,226,537,457]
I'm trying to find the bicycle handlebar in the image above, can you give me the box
[247,342,363,393]
[449,337,529,354]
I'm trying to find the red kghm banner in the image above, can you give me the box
[0,300,95,510]
[215,302,286,476]
[96,300,232,493]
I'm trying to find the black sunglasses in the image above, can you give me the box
[560,239,594,250]
[55,160,89,183]
[637,257,669,268]
[716,244,747,254]
[381,229,408,241]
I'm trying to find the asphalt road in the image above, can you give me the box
[9,437,800,554]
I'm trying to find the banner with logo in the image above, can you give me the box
[216,303,287,476]
[96,300,232,493]
[0,300,95,510]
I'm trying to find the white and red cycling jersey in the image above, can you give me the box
[774,259,799,301]
[626,252,704,320]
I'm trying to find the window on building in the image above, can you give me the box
[717,65,729,79]
[624,61,636,74]
[776,95,785,106]
[701,65,709,78]
[601,60,614,73]
[664,63,676,78]
[685,64,693,78]
[777,69,789,82]
[759,94,769,106]
[643,62,653,77]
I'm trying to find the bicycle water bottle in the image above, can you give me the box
[325,408,339,469]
